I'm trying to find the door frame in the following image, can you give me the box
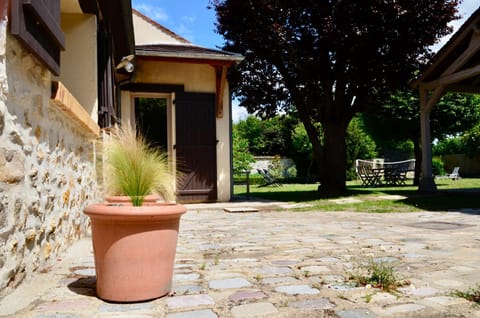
[129,92,177,188]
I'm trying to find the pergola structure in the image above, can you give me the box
[413,6,480,192]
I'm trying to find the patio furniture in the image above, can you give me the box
[436,166,461,180]
[257,169,281,186]
[356,159,415,187]
[356,161,383,186]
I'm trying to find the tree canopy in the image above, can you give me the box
[213,0,459,196]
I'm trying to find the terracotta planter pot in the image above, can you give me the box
[84,203,186,302]
[104,195,161,204]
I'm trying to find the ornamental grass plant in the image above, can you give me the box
[103,126,175,206]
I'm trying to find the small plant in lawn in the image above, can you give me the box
[350,259,409,292]
[452,285,480,304]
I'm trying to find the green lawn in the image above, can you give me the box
[233,178,480,212]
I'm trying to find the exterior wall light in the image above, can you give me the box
[116,55,135,73]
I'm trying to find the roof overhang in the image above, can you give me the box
[135,44,244,66]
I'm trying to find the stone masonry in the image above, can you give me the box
[0,24,98,296]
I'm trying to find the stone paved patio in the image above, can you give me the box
[1,202,480,317]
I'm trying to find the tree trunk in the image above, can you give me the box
[317,121,347,197]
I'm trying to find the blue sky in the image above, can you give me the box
[132,0,224,48]
[132,0,479,121]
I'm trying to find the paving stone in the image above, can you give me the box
[424,296,470,306]
[166,309,218,318]
[99,303,154,312]
[209,278,251,289]
[326,282,359,291]
[34,299,94,312]
[73,268,96,276]
[230,302,278,318]
[257,266,293,275]
[173,284,204,295]
[402,253,427,259]
[275,285,320,295]
[316,257,341,263]
[373,256,399,263]
[300,265,331,274]
[434,279,464,288]
[383,303,426,314]
[399,286,439,296]
[260,276,300,285]
[288,298,335,310]
[317,274,345,284]
[36,314,82,318]
[336,308,377,318]
[199,243,221,251]
[229,290,267,302]
[271,260,298,266]
[96,314,155,318]
[174,273,201,281]
[371,292,397,303]
[165,294,215,309]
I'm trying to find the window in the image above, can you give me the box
[10,0,65,76]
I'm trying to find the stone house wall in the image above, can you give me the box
[0,28,98,296]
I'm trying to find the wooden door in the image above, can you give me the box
[175,93,217,202]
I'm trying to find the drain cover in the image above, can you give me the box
[407,221,474,230]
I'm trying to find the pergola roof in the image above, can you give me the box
[414,6,480,94]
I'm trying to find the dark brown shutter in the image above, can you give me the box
[10,0,65,76]
[97,25,116,128]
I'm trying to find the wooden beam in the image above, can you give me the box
[215,65,227,118]
[420,65,480,90]
[441,32,480,76]
[419,86,446,114]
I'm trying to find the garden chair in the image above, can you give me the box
[257,169,281,186]
[437,166,461,180]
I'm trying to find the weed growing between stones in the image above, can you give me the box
[349,259,409,292]
[452,285,480,304]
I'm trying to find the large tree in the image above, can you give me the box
[212,0,459,196]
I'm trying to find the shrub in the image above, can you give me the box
[431,158,445,176]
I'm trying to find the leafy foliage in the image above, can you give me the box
[345,117,378,179]
[234,115,377,180]
[432,136,464,156]
[462,123,480,157]
[213,0,459,196]
[431,158,445,176]
[232,129,255,172]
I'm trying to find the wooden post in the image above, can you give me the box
[418,88,438,192]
